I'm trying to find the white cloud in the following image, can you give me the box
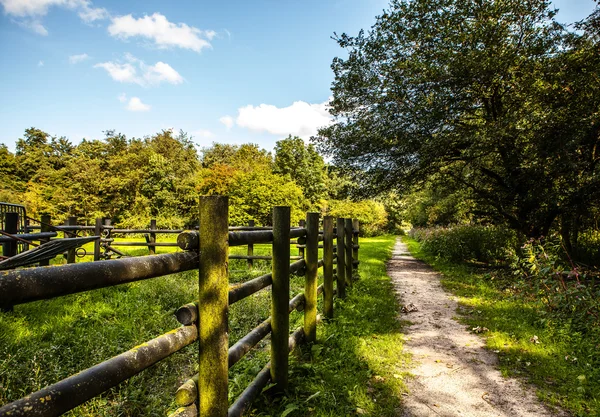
[192,129,214,138]
[126,97,150,112]
[94,55,183,86]
[108,13,213,52]
[69,53,89,64]
[233,99,332,139]
[15,18,48,35]
[37,60,44,66]
[1,0,108,34]
[219,116,234,130]
[117,92,127,102]
[94,61,138,83]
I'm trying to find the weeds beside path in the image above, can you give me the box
[393,238,567,417]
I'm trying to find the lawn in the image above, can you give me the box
[0,235,410,416]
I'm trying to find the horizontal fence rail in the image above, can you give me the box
[0,196,360,417]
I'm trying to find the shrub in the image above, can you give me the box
[409,225,518,265]
[508,238,600,335]
[324,199,388,236]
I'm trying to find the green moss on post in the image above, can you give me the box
[322,216,334,319]
[336,218,346,298]
[345,218,353,284]
[304,212,319,342]
[352,219,359,272]
[198,196,229,417]
[271,206,290,390]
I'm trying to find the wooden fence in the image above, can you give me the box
[0,196,360,417]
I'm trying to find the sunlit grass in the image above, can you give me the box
[404,235,600,417]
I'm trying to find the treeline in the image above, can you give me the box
[1,128,390,234]
[317,0,600,260]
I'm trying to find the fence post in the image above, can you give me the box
[148,219,156,255]
[298,219,305,259]
[66,216,77,263]
[198,196,229,417]
[305,212,319,343]
[3,212,18,258]
[336,218,346,298]
[345,218,353,284]
[247,220,254,269]
[94,218,103,261]
[271,206,290,390]
[37,214,52,266]
[352,219,359,273]
[323,216,334,319]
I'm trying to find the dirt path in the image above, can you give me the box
[388,238,568,417]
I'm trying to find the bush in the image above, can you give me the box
[409,225,518,265]
[324,199,388,236]
[508,238,600,335]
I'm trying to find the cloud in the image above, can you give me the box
[1,0,108,34]
[219,116,234,130]
[118,92,127,103]
[192,129,214,138]
[126,97,150,112]
[108,13,213,52]
[94,54,183,86]
[232,99,332,139]
[95,61,138,83]
[38,60,44,66]
[69,53,89,64]
[15,18,48,35]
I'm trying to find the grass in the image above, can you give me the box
[0,235,410,416]
[403,235,600,417]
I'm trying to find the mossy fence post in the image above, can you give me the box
[336,217,346,298]
[352,218,359,272]
[94,217,103,261]
[345,218,353,283]
[247,219,254,269]
[66,216,77,263]
[39,214,51,266]
[304,212,319,343]
[198,196,229,416]
[322,215,334,319]
[3,212,18,258]
[148,219,157,255]
[271,206,290,390]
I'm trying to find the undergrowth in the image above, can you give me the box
[404,235,600,417]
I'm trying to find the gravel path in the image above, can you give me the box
[388,238,568,417]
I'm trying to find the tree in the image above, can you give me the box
[315,0,600,239]
[273,135,326,205]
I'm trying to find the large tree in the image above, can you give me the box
[316,0,600,239]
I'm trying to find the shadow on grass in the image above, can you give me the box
[404,236,600,417]
[247,236,411,417]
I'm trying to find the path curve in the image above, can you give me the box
[388,238,568,417]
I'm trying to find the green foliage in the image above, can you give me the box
[507,238,600,335]
[316,0,600,240]
[273,135,326,205]
[325,199,388,236]
[409,225,518,265]
[405,236,600,416]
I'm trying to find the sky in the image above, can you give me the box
[0,0,597,153]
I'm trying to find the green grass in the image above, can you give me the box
[0,235,410,416]
[247,235,410,417]
[403,235,600,417]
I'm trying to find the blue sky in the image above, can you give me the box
[0,0,597,153]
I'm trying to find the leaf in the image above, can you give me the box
[305,391,321,402]
[280,403,299,417]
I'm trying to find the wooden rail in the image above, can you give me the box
[0,196,360,417]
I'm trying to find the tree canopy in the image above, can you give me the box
[316,0,600,243]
